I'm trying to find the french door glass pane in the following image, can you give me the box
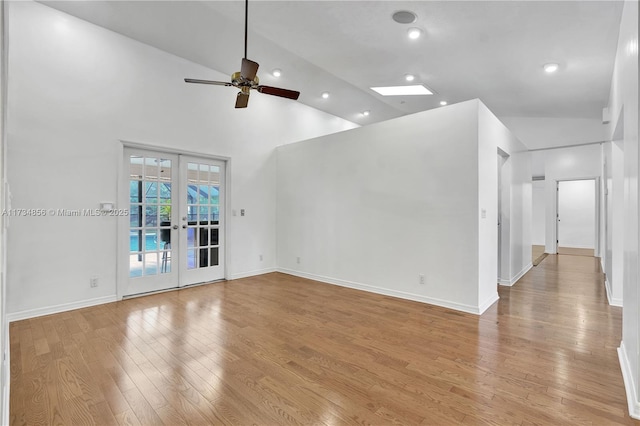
[186,162,220,270]
[129,155,173,278]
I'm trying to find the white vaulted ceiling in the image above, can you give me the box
[40,0,624,126]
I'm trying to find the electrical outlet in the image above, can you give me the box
[90,276,99,288]
[296,256,301,264]
[259,254,263,261]
[240,209,245,216]
[419,274,425,285]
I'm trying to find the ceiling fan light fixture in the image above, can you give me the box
[407,28,423,40]
[272,69,282,77]
[543,63,559,73]
[321,91,330,99]
[405,74,415,82]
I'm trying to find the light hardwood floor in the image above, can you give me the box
[557,246,596,257]
[532,244,545,261]
[10,255,638,425]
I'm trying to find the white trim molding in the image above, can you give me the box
[278,268,496,315]
[618,341,640,419]
[229,267,277,280]
[498,263,533,287]
[605,278,623,307]
[478,293,500,314]
[7,295,117,323]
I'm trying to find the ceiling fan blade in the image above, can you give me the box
[235,92,250,108]
[241,58,259,81]
[185,78,232,86]
[257,85,300,100]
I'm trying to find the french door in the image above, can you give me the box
[124,148,225,297]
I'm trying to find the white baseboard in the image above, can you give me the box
[498,262,533,287]
[229,267,277,280]
[8,267,279,323]
[478,293,500,314]
[605,278,623,307]
[278,268,490,315]
[7,295,118,323]
[618,341,640,419]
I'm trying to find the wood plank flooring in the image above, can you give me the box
[10,255,638,425]
[532,245,545,262]
[557,247,596,257]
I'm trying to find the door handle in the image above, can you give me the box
[172,225,178,230]
[182,225,188,229]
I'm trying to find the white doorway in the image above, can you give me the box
[497,149,509,282]
[556,179,596,256]
[121,147,226,297]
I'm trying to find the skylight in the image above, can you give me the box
[371,85,433,96]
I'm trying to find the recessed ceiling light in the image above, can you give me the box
[321,91,330,99]
[405,74,415,82]
[362,110,370,116]
[272,69,282,77]
[371,85,433,96]
[392,10,417,24]
[407,28,423,40]
[440,101,448,106]
[543,63,559,73]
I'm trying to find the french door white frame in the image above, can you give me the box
[116,141,231,300]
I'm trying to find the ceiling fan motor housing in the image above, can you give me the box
[232,71,259,88]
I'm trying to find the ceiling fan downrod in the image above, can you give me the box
[244,0,248,59]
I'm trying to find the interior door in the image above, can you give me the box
[125,149,180,295]
[179,156,225,285]
[557,179,596,255]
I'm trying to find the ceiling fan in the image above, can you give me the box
[184,0,300,108]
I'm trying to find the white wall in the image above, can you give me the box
[477,105,499,303]
[500,116,608,150]
[0,1,8,423]
[530,145,602,254]
[277,99,527,314]
[603,140,624,306]
[610,0,640,419]
[509,151,532,279]
[480,104,532,287]
[532,180,545,246]
[612,141,625,305]
[5,1,357,318]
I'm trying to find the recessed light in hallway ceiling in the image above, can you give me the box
[543,63,559,73]
[407,28,423,40]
